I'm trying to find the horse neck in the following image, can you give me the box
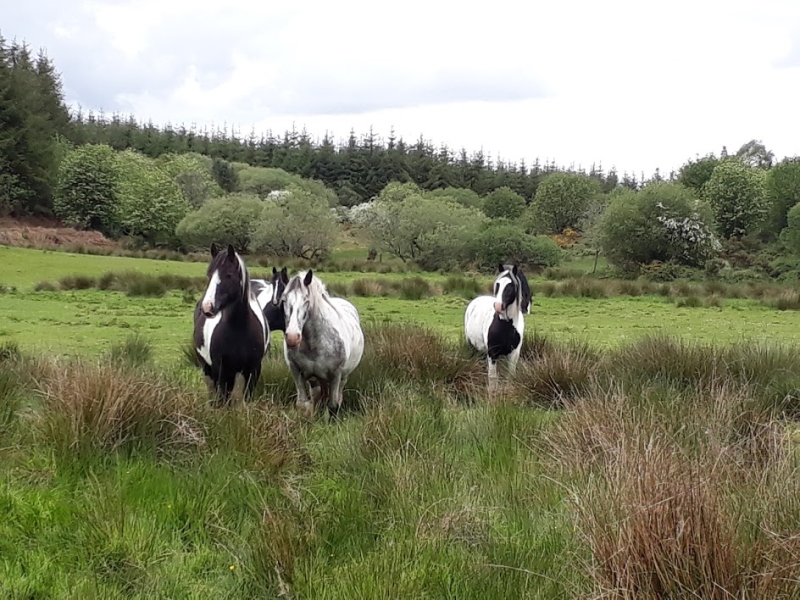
[302,288,341,338]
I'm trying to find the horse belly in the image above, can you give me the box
[465,296,494,352]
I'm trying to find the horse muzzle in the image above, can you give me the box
[285,332,302,348]
[201,301,216,318]
[494,301,504,314]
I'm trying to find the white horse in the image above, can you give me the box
[281,269,365,419]
[464,264,531,391]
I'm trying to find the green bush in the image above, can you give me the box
[703,159,768,238]
[251,185,339,260]
[482,186,526,220]
[782,202,800,256]
[764,157,800,237]
[600,182,719,274]
[467,221,562,270]
[116,150,190,245]
[53,144,121,235]
[176,193,264,252]
[531,172,601,233]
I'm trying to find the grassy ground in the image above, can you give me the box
[1,324,799,598]
[1,246,800,597]
[1,244,800,360]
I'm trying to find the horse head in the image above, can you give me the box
[271,266,288,306]
[200,242,247,317]
[492,263,522,319]
[282,269,315,348]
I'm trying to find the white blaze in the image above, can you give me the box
[201,270,220,314]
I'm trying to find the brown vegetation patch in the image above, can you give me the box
[0,217,118,249]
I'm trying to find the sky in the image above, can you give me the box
[4,0,800,177]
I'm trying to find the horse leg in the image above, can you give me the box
[507,348,521,379]
[244,363,261,402]
[289,363,313,419]
[230,373,247,406]
[216,368,237,408]
[328,372,344,421]
[487,357,499,396]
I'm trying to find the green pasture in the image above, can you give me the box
[1,246,799,360]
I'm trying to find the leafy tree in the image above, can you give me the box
[53,143,121,235]
[764,157,800,237]
[678,155,719,193]
[482,186,526,220]
[360,193,487,263]
[467,222,562,270]
[735,139,774,170]
[176,193,264,252]
[237,165,338,207]
[211,157,239,193]
[782,202,800,255]
[703,159,768,238]
[156,152,223,208]
[116,150,190,245]
[376,181,422,204]
[251,185,339,260]
[425,186,483,210]
[532,172,601,233]
[576,197,611,273]
[600,182,719,273]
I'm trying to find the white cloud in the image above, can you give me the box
[4,0,800,176]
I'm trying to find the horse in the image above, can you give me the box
[280,269,365,419]
[250,266,287,334]
[193,243,269,405]
[464,263,531,391]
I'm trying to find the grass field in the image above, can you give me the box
[1,245,800,598]
[1,245,800,360]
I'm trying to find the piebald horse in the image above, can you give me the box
[280,269,365,419]
[250,266,288,334]
[464,263,531,391]
[193,243,269,405]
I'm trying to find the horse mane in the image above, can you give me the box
[234,252,253,304]
[286,270,330,311]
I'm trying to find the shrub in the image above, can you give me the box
[764,157,800,237]
[251,185,339,260]
[176,193,264,252]
[600,182,719,274]
[467,221,562,270]
[703,159,768,238]
[531,172,602,233]
[782,202,800,256]
[482,186,526,220]
[53,144,121,235]
[116,149,191,245]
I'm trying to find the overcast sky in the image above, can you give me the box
[5,0,800,176]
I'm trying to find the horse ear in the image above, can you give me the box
[272,266,278,277]
[304,270,313,286]
[498,263,505,273]
[210,242,219,257]
[280,268,289,285]
[226,243,236,261]
[512,264,518,275]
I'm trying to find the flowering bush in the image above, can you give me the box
[600,182,719,273]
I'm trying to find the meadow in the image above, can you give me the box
[1,245,800,598]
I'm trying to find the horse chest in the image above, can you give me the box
[286,334,345,379]
[487,316,521,360]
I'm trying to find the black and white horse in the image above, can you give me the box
[280,269,365,419]
[193,243,269,405]
[464,264,531,390]
[250,266,287,334]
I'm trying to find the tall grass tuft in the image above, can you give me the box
[36,362,208,459]
[108,333,154,369]
[513,339,599,406]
